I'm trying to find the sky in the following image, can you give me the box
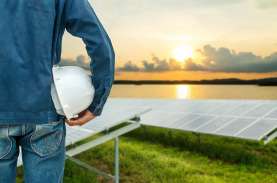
[61,0,277,80]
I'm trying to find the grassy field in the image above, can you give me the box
[17,125,277,183]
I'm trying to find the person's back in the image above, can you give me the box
[0,1,115,182]
[0,1,58,122]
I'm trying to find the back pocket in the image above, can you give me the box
[0,127,12,160]
[30,120,65,157]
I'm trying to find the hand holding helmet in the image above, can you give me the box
[51,66,96,125]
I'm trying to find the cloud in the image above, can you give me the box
[190,45,277,73]
[183,58,205,71]
[142,57,172,72]
[117,56,182,72]
[117,45,277,73]
[62,46,277,74]
[117,61,140,72]
[60,55,90,70]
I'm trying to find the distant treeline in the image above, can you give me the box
[114,78,277,86]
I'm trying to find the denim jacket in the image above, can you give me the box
[0,0,115,124]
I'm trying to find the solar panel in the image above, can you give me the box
[227,103,257,116]
[197,116,235,134]
[180,115,215,131]
[170,114,202,129]
[17,101,149,167]
[215,118,255,137]
[237,119,277,140]
[109,98,277,143]
[243,103,277,117]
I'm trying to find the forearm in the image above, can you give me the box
[64,0,115,116]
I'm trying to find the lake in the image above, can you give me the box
[110,84,277,100]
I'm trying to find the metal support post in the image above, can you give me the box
[114,137,120,183]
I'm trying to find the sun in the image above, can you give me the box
[172,45,194,62]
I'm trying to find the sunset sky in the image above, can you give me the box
[61,0,277,80]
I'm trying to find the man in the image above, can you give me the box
[0,0,115,183]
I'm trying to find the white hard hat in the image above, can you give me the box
[51,66,95,119]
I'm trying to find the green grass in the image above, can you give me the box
[16,126,277,183]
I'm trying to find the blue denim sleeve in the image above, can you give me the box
[64,0,115,116]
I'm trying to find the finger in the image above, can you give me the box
[67,119,83,126]
[68,116,89,126]
[65,110,96,126]
[77,112,96,123]
[66,120,77,126]
[65,117,81,126]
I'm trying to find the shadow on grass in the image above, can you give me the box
[126,125,277,169]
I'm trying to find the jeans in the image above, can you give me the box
[0,119,66,183]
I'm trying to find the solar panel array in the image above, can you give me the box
[17,98,277,166]
[109,98,277,142]
[67,105,149,146]
[17,103,149,166]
